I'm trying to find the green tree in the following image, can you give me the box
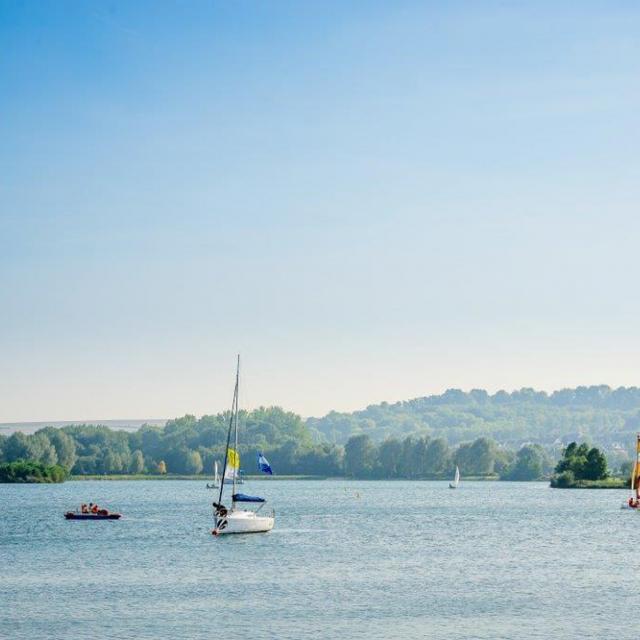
[494,448,516,477]
[552,441,608,483]
[48,431,77,470]
[584,447,608,480]
[30,433,55,463]
[0,461,68,483]
[399,437,417,478]
[507,445,547,480]
[555,442,592,480]
[40,444,58,466]
[551,470,575,487]
[272,440,302,472]
[377,438,402,478]
[344,434,376,478]
[412,437,429,477]
[184,450,203,475]
[103,451,124,474]
[424,438,451,475]
[4,432,31,461]
[297,444,344,475]
[455,438,498,476]
[129,450,145,474]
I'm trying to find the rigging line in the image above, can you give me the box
[233,354,240,499]
[217,361,239,507]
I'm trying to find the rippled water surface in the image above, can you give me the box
[1,480,638,639]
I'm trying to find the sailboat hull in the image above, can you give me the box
[213,509,274,535]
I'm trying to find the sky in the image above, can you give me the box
[1,1,640,422]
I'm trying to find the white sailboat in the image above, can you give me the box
[212,356,275,535]
[206,461,220,489]
[449,465,460,489]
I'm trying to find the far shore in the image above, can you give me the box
[550,478,629,489]
[70,474,508,482]
[69,474,329,481]
[10,474,629,486]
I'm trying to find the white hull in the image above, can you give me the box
[213,509,275,535]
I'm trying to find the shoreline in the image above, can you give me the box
[69,474,330,481]
[69,474,504,482]
[550,478,629,489]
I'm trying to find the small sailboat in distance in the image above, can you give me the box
[622,433,640,510]
[449,465,460,489]
[206,461,220,489]
[212,356,275,535]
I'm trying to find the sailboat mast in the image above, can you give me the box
[635,433,640,499]
[217,361,239,506]
[232,355,240,498]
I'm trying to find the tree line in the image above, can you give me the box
[0,460,68,483]
[342,434,555,480]
[0,408,344,477]
[307,385,640,462]
[0,404,621,482]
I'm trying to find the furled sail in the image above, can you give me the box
[232,493,265,503]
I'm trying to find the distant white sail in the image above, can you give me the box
[449,466,460,489]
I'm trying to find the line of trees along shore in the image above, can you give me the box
[343,434,556,480]
[1,384,635,480]
[0,460,68,483]
[0,407,586,481]
[0,409,344,477]
[307,385,640,455]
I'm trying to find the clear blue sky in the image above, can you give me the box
[1,1,639,422]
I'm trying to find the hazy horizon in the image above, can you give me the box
[3,1,640,423]
[0,381,636,426]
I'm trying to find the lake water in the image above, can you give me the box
[1,480,638,639]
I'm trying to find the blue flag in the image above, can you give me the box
[257,452,273,475]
